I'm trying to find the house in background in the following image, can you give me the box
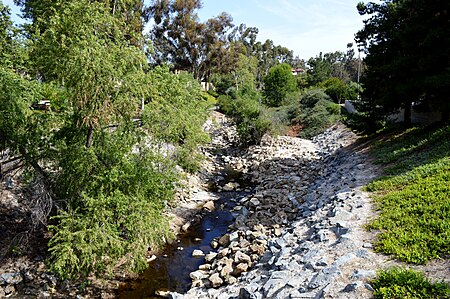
[291,68,305,76]
[32,99,51,111]
[201,82,215,92]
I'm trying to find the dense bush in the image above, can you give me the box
[263,63,298,107]
[218,93,269,145]
[201,91,217,107]
[217,94,234,115]
[344,96,386,133]
[319,77,347,103]
[48,65,210,278]
[50,131,177,278]
[142,66,210,172]
[299,99,341,138]
[1,1,210,280]
[299,88,329,108]
[234,97,270,146]
[262,105,295,136]
[287,88,341,138]
[0,66,58,178]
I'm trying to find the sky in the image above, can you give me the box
[3,0,366,60]
[195,0,366,60]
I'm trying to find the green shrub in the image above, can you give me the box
[233,96,269,145]
[48,65,210,280]
[217,94,234,115]
[236,115,270,145]
[299,88,329,108]
[299,100,340,138]
[372,267,450,299]
[344,92,387,134]
[217,88,269,145]
[319,77,347,103]
[207,89,219,98]
[50,131,178,279]
[293,89,341,138]
[142,66,210,171]
[201,91,217,108]
[175,142,204,173]
[263,63,298,107]
[262,105,296,136]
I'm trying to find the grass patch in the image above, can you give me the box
[372,267,450,299]
[367,123,450,264]
[371,124,450,174]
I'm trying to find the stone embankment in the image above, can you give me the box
[171,120,393,299]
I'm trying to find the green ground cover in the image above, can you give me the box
[372,267,450,299]
[367,124,450,264]
[367,124,450,298]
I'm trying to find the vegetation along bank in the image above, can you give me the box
[0,0,448,298]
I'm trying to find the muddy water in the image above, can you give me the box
[116,172,252,298]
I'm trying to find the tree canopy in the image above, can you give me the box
[263,63,298,107]
[1,0,210,280]
[356,0,450,123]
[0,2,13,59]
[307,46,360,86]
[15,0,145,45]
[146,0,240,80]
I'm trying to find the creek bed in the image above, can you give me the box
[116,172,253,298]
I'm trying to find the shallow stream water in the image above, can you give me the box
[116,170,252,298]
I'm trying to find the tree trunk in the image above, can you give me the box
[404,101,412,126]
[9,138,52,195]
[86,125,94,148]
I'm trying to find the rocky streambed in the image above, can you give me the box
[165,117,394,299]
[117,111,396,299]
[1,112,447,299]
[115,113,401,299]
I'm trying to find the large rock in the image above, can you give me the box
[209,273,223,288]
[181,221,191,232]
[308,266,341,289]
[192,249,205,257]
[234,251,252,264]
[0,273,22,285]
[233,263,249,276]
[220,265,234,278]
[155,289,171,297]
[218,234,231,247]
[205,252,218,262]
[203,200,215,211]
[198,264,211,271]
[263,278,287,298]
[190,270,208,281]
[250,243,266,255]
[218,247,231,258]
[223,182,239,191]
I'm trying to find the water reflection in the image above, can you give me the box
[117,187,251,298]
